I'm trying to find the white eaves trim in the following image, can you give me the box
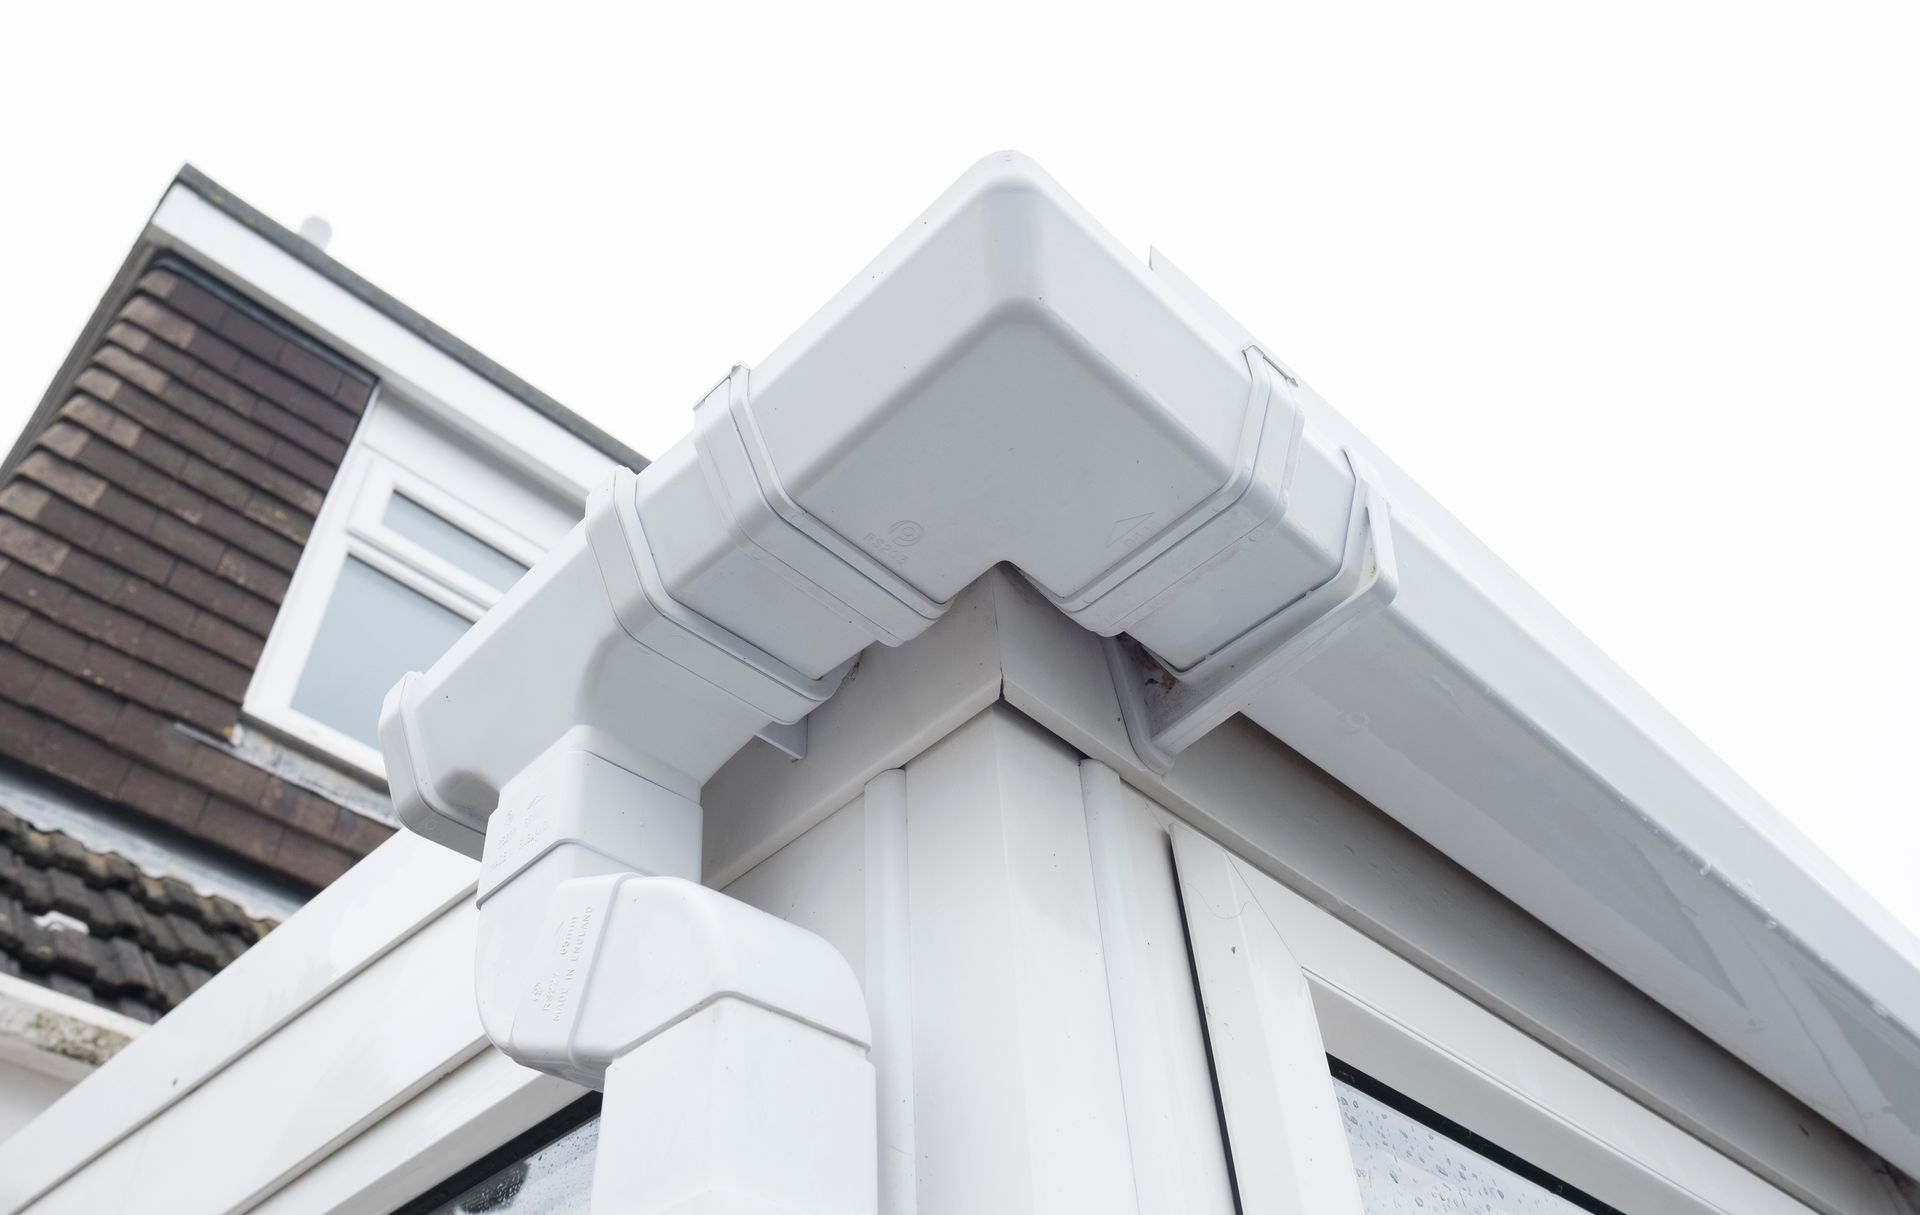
[655,153,1920,1176]
[145,185,618,504]
[0,833,476,1211]
[0,973,146,1085]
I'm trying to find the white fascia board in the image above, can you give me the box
[1156,249,1920,1018]
[0,832,475,1212]
[1146,248,1920,1158]
[1220,331,1920,1164]
[16,902,490,1215]
[145,186,618,503]
[685,155,1918,1173]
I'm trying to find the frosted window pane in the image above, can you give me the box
[291,558,470,748]
[1338,1077,1610,1214]
[383,492,528,592]
[421,1116,599,1214]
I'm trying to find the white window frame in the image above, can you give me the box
[1166,819,1828,1215]
[1166,820,1367,1213]
[244,392,553,781]
[343,454,543,613]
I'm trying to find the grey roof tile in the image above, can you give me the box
[0,802,278,1018]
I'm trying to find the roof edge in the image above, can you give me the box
[0,245,158,482]
[170,165,649,473]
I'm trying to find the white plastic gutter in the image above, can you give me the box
[382,152,1920,1196]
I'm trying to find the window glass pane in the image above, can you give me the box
[1335,1065,1622,1214]
[383,492,529,593]
[419,1116,599,1214]
[290,557,470,748]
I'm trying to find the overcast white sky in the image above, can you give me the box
[2,2,1916,929]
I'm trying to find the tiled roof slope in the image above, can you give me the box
[0,261,393,889]
[0,802,273,1022]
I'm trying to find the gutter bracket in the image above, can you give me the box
[755,716,809,761]
[1106,452,1398,773]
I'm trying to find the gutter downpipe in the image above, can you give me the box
[380,152,1920,1207]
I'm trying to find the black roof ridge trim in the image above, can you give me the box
[172,165,650,474]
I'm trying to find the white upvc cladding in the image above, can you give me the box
[0,574,1902,1215]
